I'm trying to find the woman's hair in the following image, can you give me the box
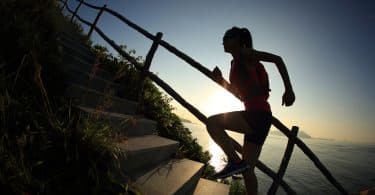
[223,26,253,48]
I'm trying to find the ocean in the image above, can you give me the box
[184,123,375,195]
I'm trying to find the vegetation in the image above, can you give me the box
[0,0,216,194]
[229,180,247,195]
[1,0,124,194]
[90,44,216,179]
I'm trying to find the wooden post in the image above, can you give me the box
[268,126,299,195]
[88,4,107,38]
[71,0,83,22]
[137,32,163,113]
[86,24,208,122]
[60,0,68,11]
[272,118,349,194]
[256,161,297,195]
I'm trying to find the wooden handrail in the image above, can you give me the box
[269,126,299,194]
[76,1,233,93]
[272,118,348,194]
[67,11,209,123]
[256,160,296,195]
[88,4,106,38]
[70,0,83,22]
[60,0,68,11]
[230,137,297,194]
[61,1,348,194]
[137,32,163,113]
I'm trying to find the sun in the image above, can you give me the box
[202,90,243,116]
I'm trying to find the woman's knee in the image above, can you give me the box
[206,114,222,130]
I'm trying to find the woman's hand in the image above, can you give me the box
[212,66,223,82]
[282,89,295,106]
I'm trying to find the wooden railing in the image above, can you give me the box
[60,1,349,194]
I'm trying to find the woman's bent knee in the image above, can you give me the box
[206,114,222,129]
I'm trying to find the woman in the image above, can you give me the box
[207,27,295,194]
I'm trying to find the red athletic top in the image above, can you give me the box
[229,59,271,112]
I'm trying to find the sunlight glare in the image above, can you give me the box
[208,139,226,171]
[202,90,243,116]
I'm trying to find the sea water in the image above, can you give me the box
[184,122,375,194]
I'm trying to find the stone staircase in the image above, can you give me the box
[56,23,229,194]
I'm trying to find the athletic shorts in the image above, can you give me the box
[242,110,272,146]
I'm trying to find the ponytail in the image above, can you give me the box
[240,28,253,49]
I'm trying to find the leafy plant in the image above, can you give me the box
[91,44,217,178]
[229,179,247,195]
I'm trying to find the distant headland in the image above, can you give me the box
[269,129,312,139]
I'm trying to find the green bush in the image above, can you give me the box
[229,180,247,195]
[91,44,217,179]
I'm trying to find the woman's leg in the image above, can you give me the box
[242,141,262,195]
[206,111,253,162]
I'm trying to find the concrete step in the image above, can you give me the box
[57,31,95,60]
[118,135,179,174]
[59,29,90,46]
[65,68,120,95]
[193,178,230,195]
[58,31,91,53]
[61,52,113,80]
[66,84,137,115]
[76,106,156,137]
[133,158,204,195]
[58,25,91,49]
[58,38,95,64]
[59,19,88,39]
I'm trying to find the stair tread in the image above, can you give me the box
[76,105,156,136]
[61,55,113,80]
[66,83,138,115]
[66,69,121,92]
[67,83,135,104]
[58,30,91,47]
[135,158,204,195]
[193,178,230,195]
[58,34,91,53]
[76,105,137,119]
[59,41,95,63]
[68,68,119,86]
[118,135,178,153]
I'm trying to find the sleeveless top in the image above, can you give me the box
[229,59,271,112]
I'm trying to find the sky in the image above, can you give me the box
[64,0,375,144]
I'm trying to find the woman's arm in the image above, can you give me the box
[212,66,243,100]
[248,49,296,106]
[254,50,293,90]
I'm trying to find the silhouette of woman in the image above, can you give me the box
[207,27,295,194]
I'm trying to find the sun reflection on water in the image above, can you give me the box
[208,131,244,171]
[208,139,226,171]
